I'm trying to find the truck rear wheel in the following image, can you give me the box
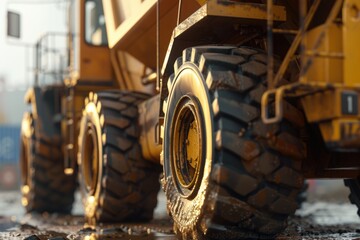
[78,90,160,224]
[162,46,305,239]
[20,112,76,213]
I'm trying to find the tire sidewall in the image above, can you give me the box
[163,63,215,231]
[78,101,104,220]
[20,113,33,207]
[20,113,32,187]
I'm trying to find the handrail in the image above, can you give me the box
[33,32,72,87]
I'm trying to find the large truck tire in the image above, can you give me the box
[20,112,76,213]
[344,179,360,216]
[78,90,161,224]
[162,46,306,239]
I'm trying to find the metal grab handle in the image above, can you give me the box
[261,88,285,124]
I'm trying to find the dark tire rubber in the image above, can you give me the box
[344,179,360,216]
[162,46,306,239]
[297,180,308,207]
[20,112,76,213]
[78,90,161,224]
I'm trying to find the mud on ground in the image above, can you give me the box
[1,180,360,239]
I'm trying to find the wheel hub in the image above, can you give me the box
[171,95,204,198]
[21,139,29,186]
[83,122,99,195]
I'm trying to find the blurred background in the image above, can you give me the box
[0,0,68,192]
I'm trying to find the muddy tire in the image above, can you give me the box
[344,179,360,216]
[78,90,161,224]
[162,46,306,239]
[20,112,76,213]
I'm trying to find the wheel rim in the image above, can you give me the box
[20,136,31,205]
[163,63,214,230]
[20,115,32,201]
[21,138,29,186]
[82,122,99,195]
[171,95,204,198]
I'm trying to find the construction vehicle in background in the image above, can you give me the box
[13,0,360,239]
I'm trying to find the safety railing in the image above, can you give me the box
[33,32,71,87]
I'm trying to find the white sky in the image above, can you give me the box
[0,0,68,90]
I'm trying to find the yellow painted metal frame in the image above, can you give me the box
[343,0,360,87]
[162,0,286,77]
[103,0,159,50]
[206,0,286,21]
[69,0,113,86]
[78,0,113,82]
[103,0,199,69]
[262,0,360,148]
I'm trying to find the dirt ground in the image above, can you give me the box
[1,180,360,240]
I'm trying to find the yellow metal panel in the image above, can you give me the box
[196,0,207,6]
[302,88,360,146]
[207,0,286,21]
[302,88,360,123]
[343,0,360,86]
[318,121,337,143]
[77,0,113,83]
[319,119,360,146]
[303,24,343,84]
[301,90,341,122]
[103,0,158,50]
[104,0,199,67]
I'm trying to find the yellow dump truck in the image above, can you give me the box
[16,0,360,239]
